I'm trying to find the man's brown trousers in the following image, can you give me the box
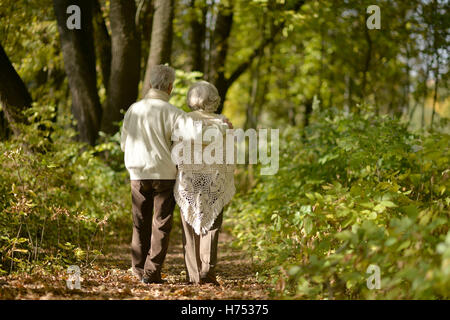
[130,179,176,280]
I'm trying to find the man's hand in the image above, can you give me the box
[223,117,233,129]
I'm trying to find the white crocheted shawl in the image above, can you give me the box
[173,111,235,235]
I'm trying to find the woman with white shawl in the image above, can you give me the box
[172,81,235,285]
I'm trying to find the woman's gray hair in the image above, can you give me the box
[149,65,175,91]
[187,81,221,113]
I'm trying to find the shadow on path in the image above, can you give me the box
[0,229,270,300]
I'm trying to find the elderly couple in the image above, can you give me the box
[120,65,235,285]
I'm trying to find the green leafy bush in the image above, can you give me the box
[228,106,449,299]
[0,104,130,274]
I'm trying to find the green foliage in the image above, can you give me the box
[171,69,204,112]
[0,0,65,106]
[225,0,449,129]
[228,105,449,299]
[0,104,130,274]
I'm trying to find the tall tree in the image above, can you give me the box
[199,0,306,114]
[207,1,234,114]
[189,0,207,73]
[92,0,112,92]
[244,12,269,130]
[136,0,154,81]
[361,11,373,102]
[0,42,32,136]
[53,0,102,146]
[141,0,175,97]
[100,0,141,134]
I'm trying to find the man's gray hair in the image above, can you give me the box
[187,81,221,113]
[149,65,175,91]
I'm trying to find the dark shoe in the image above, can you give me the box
[142,276,166,284]
[141,272,165,284]
[199,274,220,286]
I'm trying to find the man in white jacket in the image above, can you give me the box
[121,65,230,284]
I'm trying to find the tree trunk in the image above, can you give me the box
[0,110,8,139]
[0,42,32,137]
[208,2,233,114]
[421,61,430,129]
[137,0,154,81]
[53,0,102,146]
[430,65,439,128]
[399,45,411,118]
[141,0,174,97]
[209,0,306,114]
[92,0,111,92]
[361,12,372,103]
[347,75,354,112]
[100,0,141,134]
[189,0,207,73]
[430,1,440,129]
[244,66,259,130]
[244,18,265,130]
[303,98,313,129]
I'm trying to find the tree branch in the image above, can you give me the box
[226,0,306,88]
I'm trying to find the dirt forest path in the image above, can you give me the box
[0,229,271,300]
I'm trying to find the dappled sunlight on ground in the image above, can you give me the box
[0,232,270,300]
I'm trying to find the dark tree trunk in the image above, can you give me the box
[92,0,111,92]
[141,0,174,97]
[138,0,154,81]
[347,75,354,112]
[208,2,233,114]
[398,45,411,118]
[430,65,439,128]
[244,50,263,130]
[244,12,269,129]
[361,12,372,104]
[101,0,141,134]
[189,0,207,73]
[0,42,32,136]
[430,1,440,129]
[421,60,430,129]
[53,0,102,146]
[208,0,306,114]
[0,110,8,139]
[303,98,313,129]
